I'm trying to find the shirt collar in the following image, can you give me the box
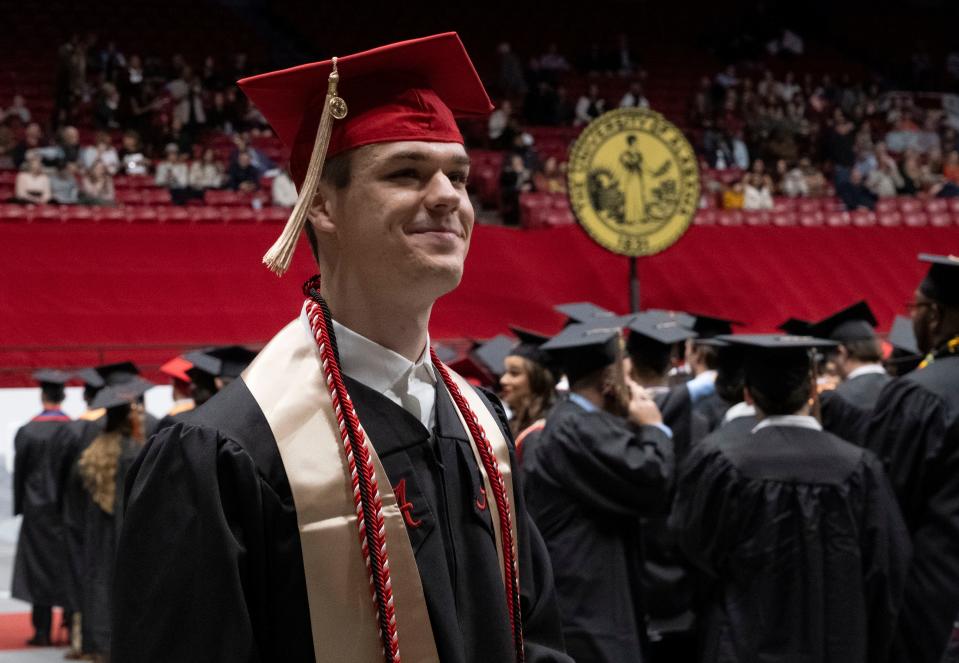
[846,364,887,380]
[568,392,599,413]
[752,414,823,433]
[299,304,437,394]
[723,401,756,423]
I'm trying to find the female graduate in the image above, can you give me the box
[499,328,558,455]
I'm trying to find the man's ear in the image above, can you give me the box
[308,183,337,235]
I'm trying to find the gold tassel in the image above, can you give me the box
[262,57,348,276]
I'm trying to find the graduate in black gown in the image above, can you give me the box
[113,34,570,663]
[153,356,195,432]
[498,327,558,462]
[808,301,890,410]
[685,314,744,432]
[671,334,911,663]
[12,369,74,646]
[836,255,959,662]
[525,321,674,663]
[67,378,152,662]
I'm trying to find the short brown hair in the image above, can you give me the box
[304,151,353,262]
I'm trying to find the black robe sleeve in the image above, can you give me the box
[820,389,872,444]
[539,404,674,517]
[476,387,575,662]
[867,378,959,663]
[13,427,27,516]
[112,425,271,663]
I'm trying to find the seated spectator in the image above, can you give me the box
[574,84,606,126]
[777,159,808,197]
[118,130,149,175]
[227,150,260,192]
[533,156,567,194]
[899,149,923,196]
[80,161,115,205]
[488,100,514,149]
[864,143,904,198]
[500,154,533,225]
[1,94,31,125]
[776,71,800,103]
[619,82,649,109]
[743,173,774,210]
[206,90,241,133]
[155,143,191,204]
[14,154,51,204]
[943,150,959,185]
[50,160,80,205]
[271,171,298,208]
[57,126,82,165]
[188,148,224,195]
[80,131,120,174]
[94,83,122,130]
[722,180,745,209]
[158,116,194,158]
[538,43,570,75]
[799,158,827,197]
[13,122,43,169]
[837,168,877,211]
[230,132,275,176]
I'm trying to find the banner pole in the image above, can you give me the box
[629,256,640,312]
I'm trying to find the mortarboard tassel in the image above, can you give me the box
[262,58,348,276]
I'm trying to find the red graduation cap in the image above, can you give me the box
[237,33,492,276]
[160,356,193,383]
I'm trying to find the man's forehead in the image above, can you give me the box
[369,141,469,162]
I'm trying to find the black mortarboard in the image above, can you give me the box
[777,318,812,335]
[32,369,70,386]
[508,326,552,366]
[628,314,699,346]
[206,345,258,378]
[75,368,106,389]
[89,376,154,410]
[887,315,920,355]
[718,334,838,372]
[95,361,141,386]
[543,322,623,385]
[432,342,459,365]
[918,254,959,307]
[807,301,878,343]
[689,313,743,339]
[642,309,697,328]
[554,302,621,325]
[472,335,515,378]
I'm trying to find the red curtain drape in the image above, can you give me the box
[1,221,954,385]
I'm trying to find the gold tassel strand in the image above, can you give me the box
[263,57,348,276]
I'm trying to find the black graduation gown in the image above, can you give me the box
[111,375,572,663]
[671,424,911,663]
[643,386,709,641]
[863,354,959,663]
[524,396,674,663]
[694,392,732,433]
[835,370,891,410]
[64,435,139,655]
[11,415,73,607]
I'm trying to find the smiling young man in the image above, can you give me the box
[111,34,570,663]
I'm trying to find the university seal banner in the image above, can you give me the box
[567,108,700,257]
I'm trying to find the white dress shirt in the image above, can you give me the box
[752,415,823,434]
[846,364,888,380]
[299,309,438,429]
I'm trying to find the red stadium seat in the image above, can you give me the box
[797,200,820,215]
[924,198,948,214]
[798,211,824,227]
[771,211,797,226]
[903,212,928,227]
[62,205,95,222]
[97,207,129,223]
[929,212,952,227]
[897,198,921,214]
[717,210,743,226]
[0,203,30,222]
[0,171,16,186]
[772,197,797,211]
[115,189,144,206]
[877,211,902,227]
[32,205,63,223]
[257,206,290,224]
[143,189,173,205]
[228,207,257,223]
[157,206,191,223]
[948,198,959,214]
[825,211,851,227]
[875,199,897,214]
[542,209,575,227]
[189,206,223,224]
[128,206,158,223]
[851,210,877,227]
[742,210,770,226]
[693,209,717,225]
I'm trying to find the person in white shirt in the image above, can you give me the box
[15,154,51,204]
[619,82,650,109]
[270,170,298,208]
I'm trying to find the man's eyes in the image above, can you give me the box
[386,168,469,185]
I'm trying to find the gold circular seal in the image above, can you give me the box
[567,108,700,257]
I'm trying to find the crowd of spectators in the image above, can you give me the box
[5,33,959,218]
[0,34,305,209]
[690,65,959,210]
